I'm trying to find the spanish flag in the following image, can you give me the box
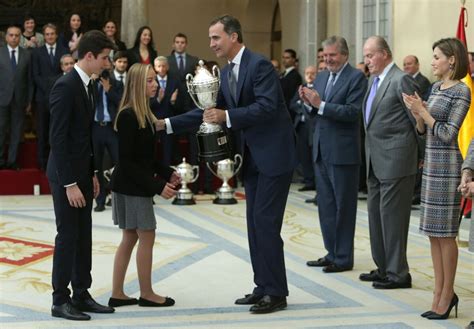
[456,4,473,215]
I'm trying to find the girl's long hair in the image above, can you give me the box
[115,63,157,130]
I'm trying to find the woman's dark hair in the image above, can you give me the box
[64,13,83,42]
[432,38,469,80]
[133,26,155,51]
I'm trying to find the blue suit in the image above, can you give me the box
[309,63,367,268]
[170,48,297,296]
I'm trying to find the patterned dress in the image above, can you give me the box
[419,81,471,237]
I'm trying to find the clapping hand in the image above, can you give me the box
[299,86,321,108]
[402,92,425,120]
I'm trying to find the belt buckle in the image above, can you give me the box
[99,121,107,127]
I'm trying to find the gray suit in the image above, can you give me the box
[0,46,33,166]
[462,139,474,171]
[363,64,419,282]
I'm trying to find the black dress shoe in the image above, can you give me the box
[138,297,175,307]
[249,295,287,314]
[72,294,115,313]
[235,293,263,305]
[305,197,317,205]
[298,185,315,192]
[108,297,139,307]
[106,198,112,207]
[322,264,352,273]
[359,269,385,282]
[94,204,105,212]
[372,277,412,289]
[306,257,332,267]
[51,302,91,321]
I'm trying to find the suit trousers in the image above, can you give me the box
[50,178,93,305]
[0,101,26,165]
[243,149,292,297]
[35,101,50,169]
[295,122,315,186]
[315,159,359,268]
[92,122,119,206]
[366,166,415,282]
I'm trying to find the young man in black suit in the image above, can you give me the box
[280,48,302,121]
[47,30,116,321]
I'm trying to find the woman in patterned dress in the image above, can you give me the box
[403,38,470,320]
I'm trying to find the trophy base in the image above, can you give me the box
[213,189,238,204]
[197,130,231,163]
[172,198,196,205]
[172,189,195,206]
[213,197,237,205]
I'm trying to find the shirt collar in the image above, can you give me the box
[412,71,420,78]
[175,52,186,59]
[330,61,348,76]
[46,43,57,49]
[229,46,245,66]
[114,70,126,80]
[7,45,18,52]
[157,74,168,81]
[74,63,91,87]
[377,61,395,84]
[284,66,295,75]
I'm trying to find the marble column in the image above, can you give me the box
[120,0,147,48]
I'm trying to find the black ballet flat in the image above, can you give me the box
[108,297,139,307]
[138,297,175,307]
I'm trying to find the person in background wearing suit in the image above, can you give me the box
[127,26,157,67]
[0,24,33,170]
[359,36,420,289]
[157,14,297,314]
[290,65,317,192]
[47,30,116,321]
[91,57,121,213]
[60,53,75,74]
[150,56,178,167]
[103,20,127,62]
[32,23,69,171]
[403,55,432,101]
[403,38,470,320]
[108,63,179,308]
[280,48,302,121]
[300,36,367,273]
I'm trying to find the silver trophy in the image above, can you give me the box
[170,158,199,205]
[186,60,231,162]
[206,154,242,204]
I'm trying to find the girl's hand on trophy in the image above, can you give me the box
[203,108,226,124]
[161,183,178,199]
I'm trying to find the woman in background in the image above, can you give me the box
[60,13,83,59]
[403,37,470,321]
[127,26,157,67]
[19,14,44,49]
[108,63,179,308]
[103,20,126,61]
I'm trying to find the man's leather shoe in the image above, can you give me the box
[106,198,112,207]
[235,293,263,305]
[298,185,315,192]
[249,295,287,314]
[94,204,105,212]
[359,269,384,282]
[51,302,91,321]
[306,257,332,267]
[322,264,352,273]
[138,297,175,307]
[372,277,412,289]
[72,294,115,313]
[108,297,138,307]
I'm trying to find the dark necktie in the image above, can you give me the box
[49,46,54,66]
[365,77,380,124]
[324,72,336,100]
[87,80,95,111]
[178,55,184,73]
[11,50,17,71]
[96,83,104,122]
[228,62,237,102]
[119,75,124,83]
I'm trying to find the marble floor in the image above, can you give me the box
[0,186,473,329]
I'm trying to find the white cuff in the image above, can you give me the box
[225,111,232,128]
[164,118,174,134]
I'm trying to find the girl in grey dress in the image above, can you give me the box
[403,38,470,321]
[108,63,180,308]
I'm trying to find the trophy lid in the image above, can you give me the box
[192,60,219,85]
[175,157,193,170]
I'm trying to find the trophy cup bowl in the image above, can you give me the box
[186,60,231,163]
[206,154,242,204]
[170,158,199,205]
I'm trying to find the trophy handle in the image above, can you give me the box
[190,165,200,183]
[212,65,220,81]
[206,162,218,177]
[186,74,203,110]
[233,154,243,176]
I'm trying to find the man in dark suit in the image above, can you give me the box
[32,23,69,170]
[289,65,317,192]
[151,56,179,167]
[403,55,431,101]
[47,30,116,321]
[280,48,302,121]
[0,25,33,170]
[360,36,419,289]
[158,15,297,314]
[300,36,367,273]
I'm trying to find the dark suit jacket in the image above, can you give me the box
[96,74,122,123]
[170,48,297,177]
[414,72,431,101]
[110,108,173,196]
[289,84,315,146]
[310,64,368,165]
[127,47,157,67]
[167,53,199,114]
[280,68,302,111]
[150,75,179,119]
[0,46,33,108]
[47,69,95,185]
[32,43,69,103]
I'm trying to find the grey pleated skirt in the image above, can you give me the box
[112,192,156,230]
